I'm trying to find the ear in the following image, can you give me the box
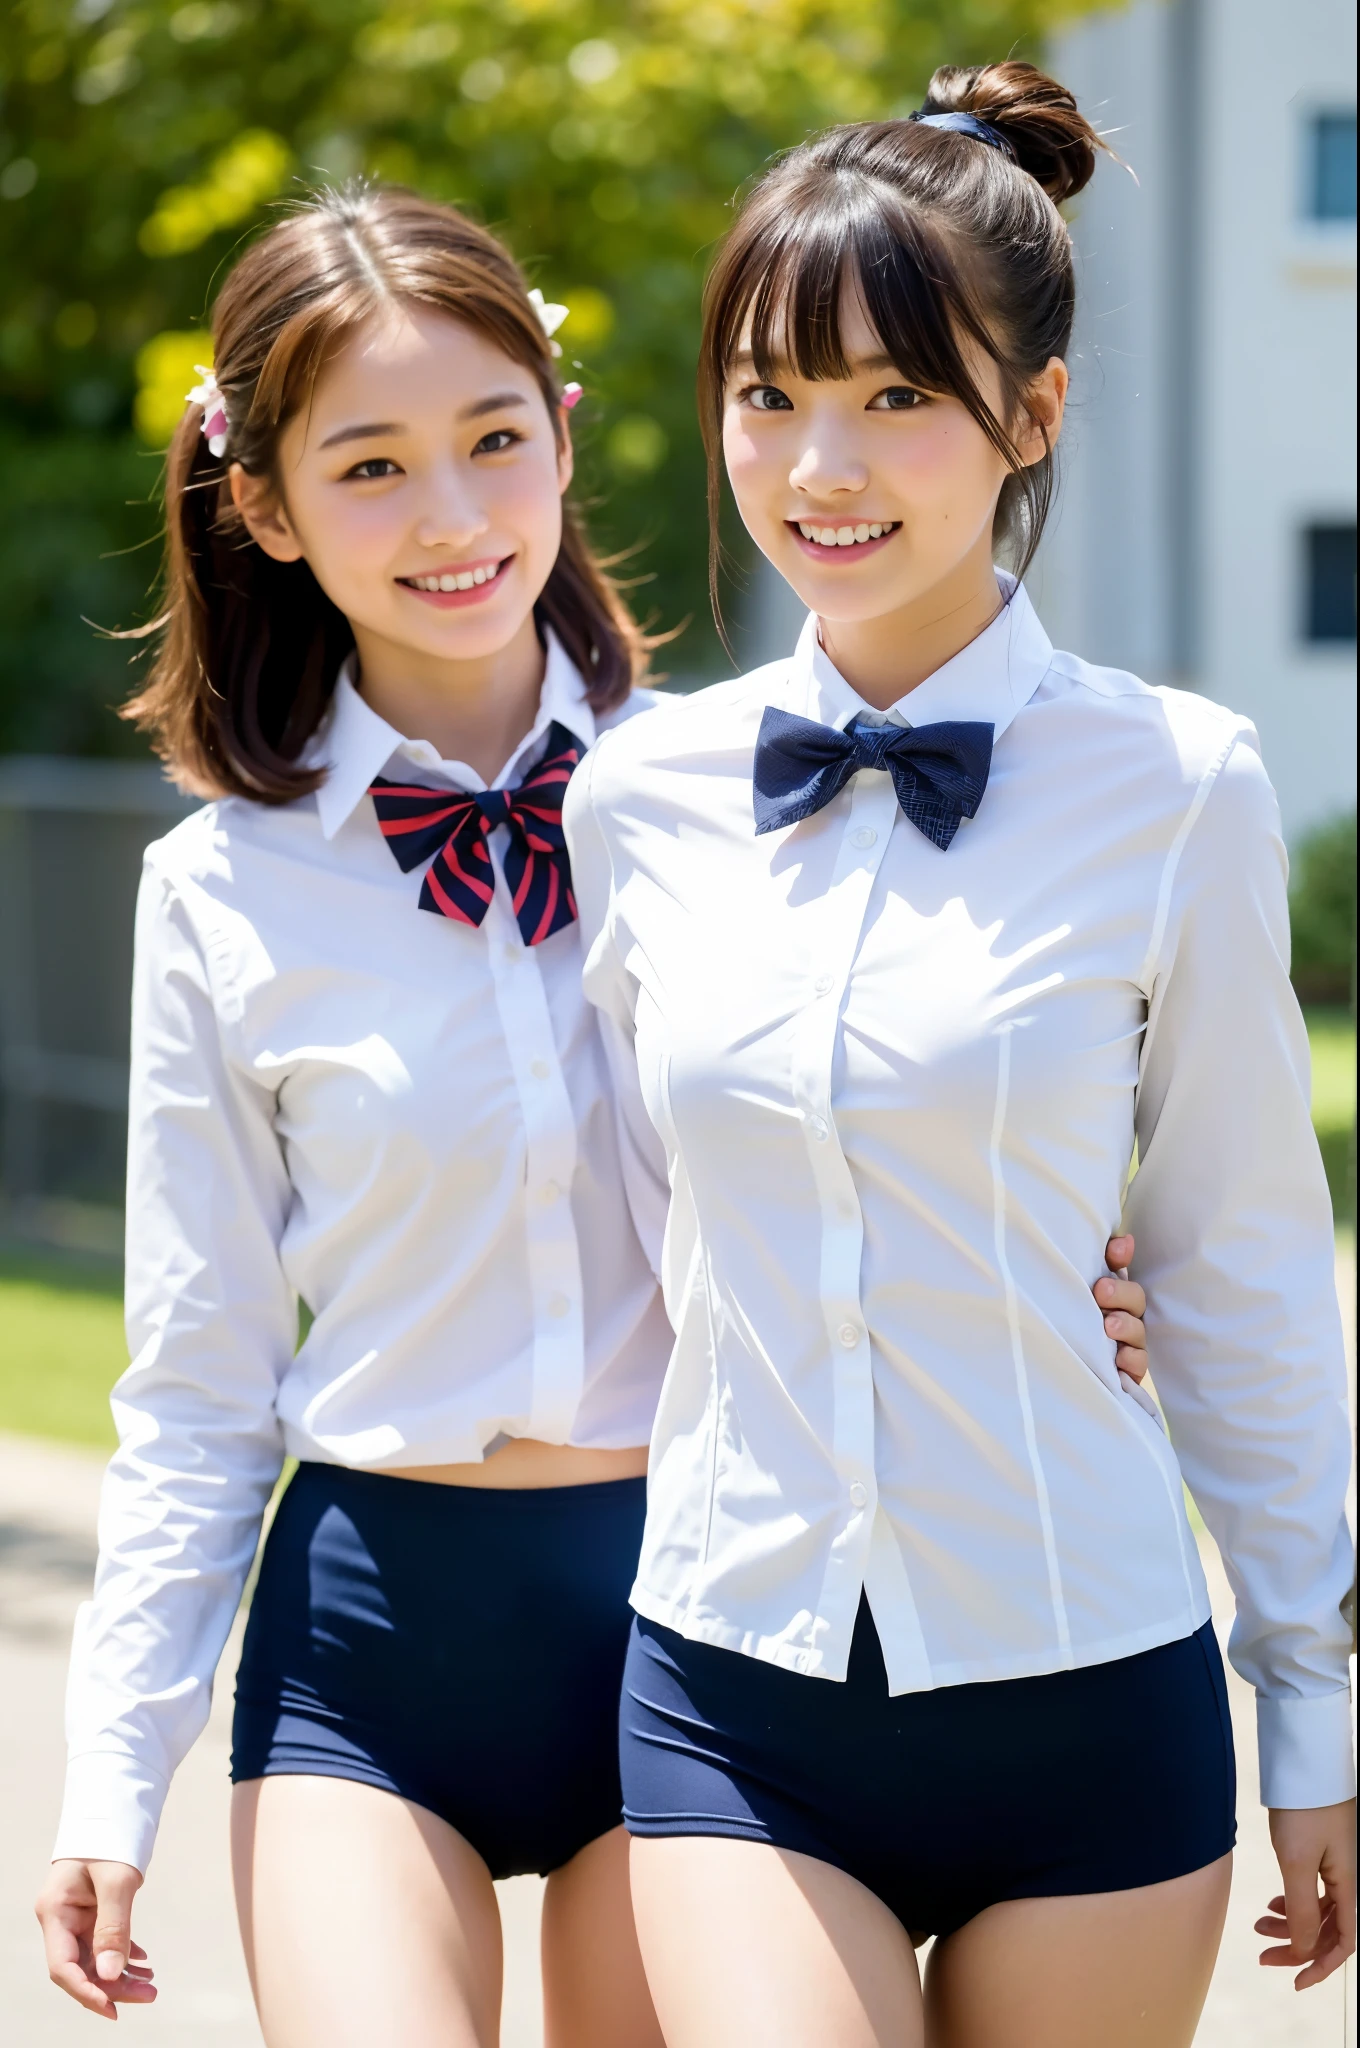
[555,412,575,499]
[1018,358,1069,468]
[229,463,305,563]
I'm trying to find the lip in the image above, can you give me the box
[786,521,900,564]
[396,555,514,608]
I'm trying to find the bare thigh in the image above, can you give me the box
[541,1825,665,2048]
[925,1854,1233,2048]
[630,1835,924,2048]
[231,1776,502,2048]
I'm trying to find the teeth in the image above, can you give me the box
[409,565,500,591]
[797,521,896,547]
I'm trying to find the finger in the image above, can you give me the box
[1253,1914,1290,1936]
[90,1872,137,1988]
[1115,1345,1150,1381]
[1292,1906,1346,1989]
[45,1948,117,2018]
[1104,1233,1134,1272]
[1279,1856,1324,1964]
[1095,1275,1147,1318]
[1103,1311,1146,1350]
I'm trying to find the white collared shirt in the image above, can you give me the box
[566,585,1355,1811]
[56,637,671,1872]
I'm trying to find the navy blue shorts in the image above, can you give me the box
[620,1600,1236,1939]
[232,1462,647,1879]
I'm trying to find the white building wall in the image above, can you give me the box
[1042,0,1357,841]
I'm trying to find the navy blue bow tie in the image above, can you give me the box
[753,707,994,850]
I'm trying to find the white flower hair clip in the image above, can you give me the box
[528,287,569,357]
[187,366,229,458]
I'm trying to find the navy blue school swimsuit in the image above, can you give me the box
[620,1599,1236,1940]
[232,1462,647,1878]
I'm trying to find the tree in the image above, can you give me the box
[0,0,1099,753]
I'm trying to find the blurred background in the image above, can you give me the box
[0,3,1354,2042]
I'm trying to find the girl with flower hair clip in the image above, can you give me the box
[34,181,1151,2044]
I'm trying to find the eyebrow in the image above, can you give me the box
[318,392,531,450]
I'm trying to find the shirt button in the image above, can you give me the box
[838,1321,861,1348]
[814,972,833,995]
[502,942,520,964]
[849,1480,868,1509]
[808,1115,828,1141]
[548,1293,571,1318]
[530,1057,551,1079]
[851,827,877,850]
[541,1180,562,1205]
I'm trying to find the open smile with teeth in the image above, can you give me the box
[403,559,508,592]
[794,521,900,547]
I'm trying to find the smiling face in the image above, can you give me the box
[231,303,570,674]
[722,289,1061,639]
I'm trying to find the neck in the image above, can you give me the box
[817,533,1004,712]
[351,611,547,783]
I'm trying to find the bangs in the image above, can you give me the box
[717,174,997,409]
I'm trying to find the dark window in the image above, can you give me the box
[1310,111,1357,221]
[1304,524,1357,643]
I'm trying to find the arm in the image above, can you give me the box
[566,744,672,1283]
[37,853,295,2014]
[1123,734,1355,1980]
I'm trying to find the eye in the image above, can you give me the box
[867,385,926,412]
[473,427,524,455]
[343,457,401,480]
[744,385,795,413]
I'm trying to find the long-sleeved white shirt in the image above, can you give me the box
[566,583,1355,1811]
[56,637,672,1872]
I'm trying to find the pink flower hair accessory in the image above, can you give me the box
[186,366,229,458]
[561,383,584,410]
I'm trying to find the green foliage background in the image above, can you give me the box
[0,0,1097,755]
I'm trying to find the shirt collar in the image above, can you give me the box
[312,630,596,841]
[785,574,1053,743]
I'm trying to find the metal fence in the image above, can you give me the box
[0,756,195,1250]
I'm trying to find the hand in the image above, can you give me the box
[36,1859,156,2019]
[1094,1233,1148,1382]
[1258,1801,1357,1988]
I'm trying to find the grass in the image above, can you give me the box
[0,1013,1353,1450]
[0,1248,124,1449]
[1306,1006,1356,1220]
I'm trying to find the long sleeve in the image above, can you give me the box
[1125,732,1355,1809]
[565,745,672,1282]
[54,855,295,1872]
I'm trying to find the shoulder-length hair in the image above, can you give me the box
[125,185,648,802]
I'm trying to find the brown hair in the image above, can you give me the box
[699,61,1108,632]
[124,185,648,802]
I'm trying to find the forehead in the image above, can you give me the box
[731,277,886,381]
[306,303,539,419]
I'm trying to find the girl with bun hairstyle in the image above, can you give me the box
[566,61,1356,2047]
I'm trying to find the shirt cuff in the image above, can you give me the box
[1257,1689,1357,1809]
[52,1751,169,1875]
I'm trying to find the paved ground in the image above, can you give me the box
[3,1251,1354,2044]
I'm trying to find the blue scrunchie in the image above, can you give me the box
[909,110,1016,160]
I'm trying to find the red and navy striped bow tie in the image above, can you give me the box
[369,722,584,946]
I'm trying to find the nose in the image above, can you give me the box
[413,461,490,552]
[788,432,869,502]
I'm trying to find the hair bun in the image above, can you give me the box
[921,60,1102,204]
